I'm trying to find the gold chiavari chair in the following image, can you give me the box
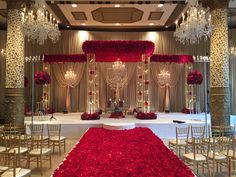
[204,136,228,177]
[47,124,66,154]
[168,126,189,157]
[183,137,208,175]
[29,124,49,147]
[3,125,28,167]
[1,150,31,177]
[27,125,51,176]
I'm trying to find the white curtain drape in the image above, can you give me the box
[151,63,185,112]
[98,62,136,109]
[52,63,85,112]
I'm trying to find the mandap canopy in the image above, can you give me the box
[42,40,193,113]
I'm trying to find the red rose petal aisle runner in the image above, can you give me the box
[53,128,194,177]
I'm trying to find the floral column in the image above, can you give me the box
[203,0,230,127]
[4,0,25,124]
[136,62,143,109]
[136,55,150,113]
[87,54,99,113]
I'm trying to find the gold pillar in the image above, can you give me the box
[203,0,230,127]
[4,0,25,124]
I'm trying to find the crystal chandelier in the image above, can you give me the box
[64,69,77,86]
[158,69,170,86]
[112,58,125,69]
[174,0,212,45]
[22,0,61,45]
[107,59,127,100]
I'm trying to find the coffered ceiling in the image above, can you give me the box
[0,0,236,30]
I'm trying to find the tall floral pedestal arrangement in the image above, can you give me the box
[34,71,51,116]
[186,70,203,114]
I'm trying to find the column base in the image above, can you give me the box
[4,88,24,125]
[210,87,231,127]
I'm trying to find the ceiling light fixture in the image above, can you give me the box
[72,4,77,8]
[149,23,154,26]
[158,4,164,7]
[115,23,121,26]
[81,23,86,26]
[114,4,120,8]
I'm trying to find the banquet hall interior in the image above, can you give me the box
[1,0,236,176]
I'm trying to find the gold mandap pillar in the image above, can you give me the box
[4,0,26,124]
[203,0,230,127]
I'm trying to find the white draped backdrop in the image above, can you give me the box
[0,30,236,114]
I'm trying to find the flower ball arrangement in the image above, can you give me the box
[34,71,51,85]
[187,70,203,85]
[81,112,100,120]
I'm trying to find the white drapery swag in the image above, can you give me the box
[151,63,184,112]
[52,63,85,112]
[98,62,137,109]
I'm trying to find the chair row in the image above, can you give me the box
[168,125,236,177]
[0,123,66,176]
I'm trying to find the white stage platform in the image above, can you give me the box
[24,112,214,139]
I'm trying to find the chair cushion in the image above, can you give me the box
[29,148,51,156]
[50,136,66,141]
[169,139,186,146]
[222,149,236,158]
[204,152,226,160]
[9,147,28,154]
[184,153,206,161]
[0,146,6,153]
[0,166,8,173]
[1,168,31,177]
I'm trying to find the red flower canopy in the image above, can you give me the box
[44,54,86,63]
[82,40,155,62]
[151,54,193,63]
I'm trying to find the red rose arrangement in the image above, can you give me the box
[34,71,51,85]
[81,112,100,120]
[136,111,157,119]
[187,70,203,85]
[109,112,125,118]
[181,107,197,114]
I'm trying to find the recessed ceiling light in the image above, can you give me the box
[114,4,120,8]
[72,4,77,8]
[81,23,86,26]
[115,23,121,26]
[66,26,70,28]
[158,4,164,8]
[149,23,154,26]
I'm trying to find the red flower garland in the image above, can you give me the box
[187,70,203,85]
[53,128,194,177]
[136,111,157,120]
[34,71,51,85]
[81,112,100,120]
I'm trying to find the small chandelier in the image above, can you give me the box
[158,69,171,86]
[64,69,77,85]
[112,58,125,70]
[174,0,212,45]
[21,0,61,45]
